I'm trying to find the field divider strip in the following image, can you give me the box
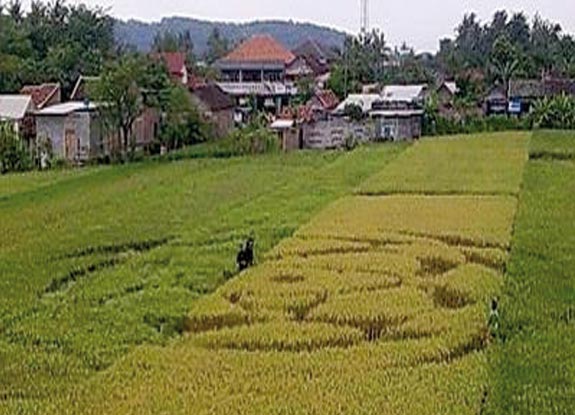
[355,190,521,198]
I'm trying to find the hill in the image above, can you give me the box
[114,17,348,55]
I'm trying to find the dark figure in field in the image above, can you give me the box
[237,238,255,272]
[488,298,500,338]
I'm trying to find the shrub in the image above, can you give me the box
[0,123,32,174]
[531,94,575,129]
[424,114,530,136]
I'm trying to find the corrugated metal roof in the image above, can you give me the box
[370,109,424,117]
[270,119,295,129]
[381,85,427,102]
[336,85,427,115]
[0,95,33,120]
[334,94,381,114]
[35,101,98,116]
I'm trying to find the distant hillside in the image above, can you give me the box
[114,17,348,56]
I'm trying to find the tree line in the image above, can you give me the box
[327,12,575,100]
[0,0,114,95]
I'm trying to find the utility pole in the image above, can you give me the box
[360,0,369,34]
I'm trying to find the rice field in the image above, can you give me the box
[16,131,536,415]
[0,145,406,413]
[3,131,574,414]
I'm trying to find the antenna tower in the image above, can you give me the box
[360,0,369,34]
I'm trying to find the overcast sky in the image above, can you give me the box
[22,0,575,51]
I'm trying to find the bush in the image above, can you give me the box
[0,123,32,174]
[531,94,575,129]
[424,114,530,136]
[158,86,211,152]
[160,114,280,161]
[227,125,280,155]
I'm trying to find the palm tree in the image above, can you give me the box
[491,58,520,98]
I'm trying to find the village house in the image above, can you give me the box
[153,52,190,85]
[484,85,510,116]
[71,75,160,151]
[35,101,107,163]
[191,83,236,138]
[293,39,338,78]
[334,84,425,141]
[434,81,459,116]
[509,77,575,116]
[0,95,36,150]
[285,56,314,82]
[18,83,62,144]
[270,118,303,151]
[216,35,300,118]
[271,89,367,151]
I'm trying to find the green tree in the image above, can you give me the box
[91,55,167,157]
[332,29,390,96]
[490,35,520,97]
[153,30,195,64]
[7,0,23,23]
[0,1,113,94]
[153,31,180,53]
[532,95,575,129]
[160,86,206,151]
[0,7,31,91]
[455,13,486,68]
[558,35,575,77]
[437,38,463,78]
[506,13,531,52]
[205,28,230,63]
[293,76,315,106]
[530,15,562,74]
[387,44,433,85]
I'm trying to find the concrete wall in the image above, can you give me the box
[303,118,374,150]
[36,116,66,158]
[36,111,100,162]
[375,116,422,142]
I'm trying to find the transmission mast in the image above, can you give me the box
[360,0,369,34]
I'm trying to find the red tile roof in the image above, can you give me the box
[222,35,296,64]
[315,90,340,110]
[20,83,60,109]
[279,104,314,123]
[153,52,187,76]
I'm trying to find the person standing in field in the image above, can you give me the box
[236,237,255,272]
[488,298,500,340]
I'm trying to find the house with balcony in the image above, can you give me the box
[216,35,305,120]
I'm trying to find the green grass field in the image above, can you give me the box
[358,132,528,196]
[485,131,575,415]
[0,131,573,414]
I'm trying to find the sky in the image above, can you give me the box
[22,0,575,52]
